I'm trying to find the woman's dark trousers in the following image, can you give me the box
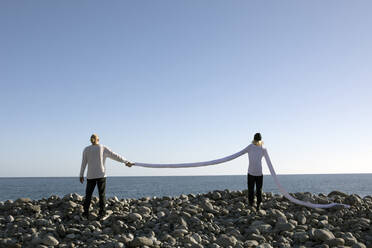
[83,178,106,215]
[247,174,263,208]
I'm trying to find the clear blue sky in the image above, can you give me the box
[1,1,371,177]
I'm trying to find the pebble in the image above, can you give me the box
[216,234,237,247]
[128,213,142,222]
[275,222,295,232]
[352,243,367,248]
[245,240,259,247]
[41,234,59,246]
[293,231,309,243]
[173,228,188,237]
[314,228,335,241]
[66,233,75,239]
[130,236,153,247]
[191,233,202,243]
[257,244,273,248]
[326,237,345,246]
[6,215,14,223]
[297,214,307,225]
[15,198,32,204]
[138,206,151,215]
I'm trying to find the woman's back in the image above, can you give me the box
[247,143,266,176]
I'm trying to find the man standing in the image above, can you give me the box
[80,134,133,219]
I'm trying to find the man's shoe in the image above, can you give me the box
[82,212,89,219]
[98,214,109,221]
[247,205,256,212]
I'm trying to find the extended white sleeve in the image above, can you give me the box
[134,146,249,168]
[104,146,128,164]
[263,148,350,208]
[79,149,88,177]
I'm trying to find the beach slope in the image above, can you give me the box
[0,190,371,247]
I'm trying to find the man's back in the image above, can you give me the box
[84,144,104,179]
[80,144,128,179]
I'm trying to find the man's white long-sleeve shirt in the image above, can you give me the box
[80,144,128,179]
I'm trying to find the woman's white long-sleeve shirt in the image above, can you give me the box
[80,144,128,179]
[246,143,270,176]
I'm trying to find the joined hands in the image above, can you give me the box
[125,161,135,167]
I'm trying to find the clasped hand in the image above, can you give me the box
[125,161,135,167]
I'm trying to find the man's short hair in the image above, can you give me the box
[90,134,99,144]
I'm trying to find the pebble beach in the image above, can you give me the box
[1,190,371,248]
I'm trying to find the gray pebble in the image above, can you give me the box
[41,234,59,246]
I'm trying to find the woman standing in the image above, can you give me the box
[246,133,269,210]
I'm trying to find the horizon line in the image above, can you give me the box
[0,172,371,178]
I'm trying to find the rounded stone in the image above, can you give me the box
[138,206,151,215]
[128,213,142,222]
[191,233,202,243]
[314,229,335,241]
[57,224,66,237]
[157,211,166,218]
[6,215,14,223]
[343,232,358,246]
[173,228,188,237]
[245,240,259,247]
[275,222,295,232]
[293,232,309,243]
[29,205,41,213]
[66,234,75,239]
[184,236,198,245]
[65,200,78,208]
[212,191,222,200]
[216,234,237,247]
[248,233,266,243]
[345,194,362,205]
[327,191,348,198]
[201,200,214,212]
[326,238,345,247]
[352,243,367,248]
[15,198,32,204]
[114,242,125,248]
[257,244,273,248]
[130,236,153,247]
[119,233,134,243]
[41,235,59,246]
[297,214,307,225]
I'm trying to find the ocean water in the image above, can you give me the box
[0,174,371,202]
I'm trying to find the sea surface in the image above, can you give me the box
[0,174,371,202]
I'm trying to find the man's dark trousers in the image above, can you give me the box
[83,177,106,215]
